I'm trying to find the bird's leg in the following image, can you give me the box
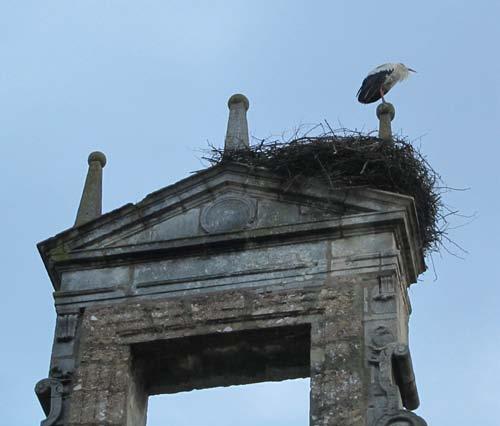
[380,88,386,103]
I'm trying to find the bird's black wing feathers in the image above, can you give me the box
[357,70,392,104]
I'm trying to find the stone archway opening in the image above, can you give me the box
[131,325,311,425]
[146,378,310,426]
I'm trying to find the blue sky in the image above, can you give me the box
[1,1,499,425]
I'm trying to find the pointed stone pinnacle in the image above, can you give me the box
[224,94,250,152]
[74,151,106,227]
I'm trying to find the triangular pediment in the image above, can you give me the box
[38,163,422,288]
[81,188,368,251]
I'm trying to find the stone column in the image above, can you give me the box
[75,151,106,227]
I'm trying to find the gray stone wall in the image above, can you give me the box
[66,281,367,425]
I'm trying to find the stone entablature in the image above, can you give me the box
[40,164,423,293]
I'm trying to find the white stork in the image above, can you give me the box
[357,63,416,104]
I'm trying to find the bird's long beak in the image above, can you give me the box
[408,68,417,73]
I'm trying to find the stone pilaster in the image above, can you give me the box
[310,284,365,426]
[67,310,147,426]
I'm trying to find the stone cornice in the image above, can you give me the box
[38,163,425,291]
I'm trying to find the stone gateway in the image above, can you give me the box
[36,94,427,425]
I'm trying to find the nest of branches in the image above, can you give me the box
[205,128,446,256]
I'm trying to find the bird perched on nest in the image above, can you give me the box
[357,63,416,104]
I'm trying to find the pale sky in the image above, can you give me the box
[1,1,499,425]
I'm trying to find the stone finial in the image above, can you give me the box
[376,102,395,141]
[224,94,250,152]
[74,151,107,227]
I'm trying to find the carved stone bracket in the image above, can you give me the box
[55,314,79,342]
[367,326,400,417]
[367,327,427,425]
[371,276,397,314]
[35,368,73,426]
[35,378,64,426]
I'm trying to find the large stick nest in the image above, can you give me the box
[205,128,445,256]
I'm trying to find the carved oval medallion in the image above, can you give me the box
[201,197,256,234]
